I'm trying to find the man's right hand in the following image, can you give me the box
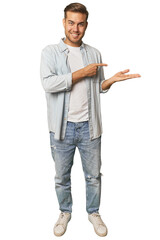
[72,63,108,84]
[83,63,108,77]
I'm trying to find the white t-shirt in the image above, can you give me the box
[67,44,88,122]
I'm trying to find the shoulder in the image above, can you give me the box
[41,44,60,55]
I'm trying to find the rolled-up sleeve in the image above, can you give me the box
[100,79,109,93]
[98,53,109,94]
[40,47,72,93]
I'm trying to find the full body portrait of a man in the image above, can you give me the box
[40,2,141,237]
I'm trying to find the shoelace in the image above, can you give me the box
[56,213,69,227]
[91,213,105,226]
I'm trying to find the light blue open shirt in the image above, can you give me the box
[40,38,109,140]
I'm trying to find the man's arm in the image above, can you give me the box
[102,69,141,91]
[72,63,108,84]
[40,46,107,93]
[40,48,72,93]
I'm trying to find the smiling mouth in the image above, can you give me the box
[71,33,79,37]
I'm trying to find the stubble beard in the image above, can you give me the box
[65,31,84,46]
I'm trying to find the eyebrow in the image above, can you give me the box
[68,20,85,24]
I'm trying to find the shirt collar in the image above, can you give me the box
[58,38,86,52]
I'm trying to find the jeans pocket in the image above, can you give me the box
[50,144,56,161]
[50,131,55,144]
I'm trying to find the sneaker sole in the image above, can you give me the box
[53,216,71,237]
[88,217,108,237]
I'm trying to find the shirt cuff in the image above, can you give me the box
[66,73,72,91]
[100,80,109,93]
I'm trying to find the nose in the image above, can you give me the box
[73,24,79,32]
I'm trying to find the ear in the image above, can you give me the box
[63,18,66,28]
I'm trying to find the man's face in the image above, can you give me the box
[63,11,88,47]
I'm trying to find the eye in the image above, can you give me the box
[68,21,74,25]
[79,23,84,27]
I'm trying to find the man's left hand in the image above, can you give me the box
[111,69,141,83]
[101,69,141,91]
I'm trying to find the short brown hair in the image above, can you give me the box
[64,2,89,20]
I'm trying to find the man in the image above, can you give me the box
[40,3,141,237]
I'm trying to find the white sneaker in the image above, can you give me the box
[54,212,71,236]
[88,212,108,237]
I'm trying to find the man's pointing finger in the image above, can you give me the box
[96,63,108,67]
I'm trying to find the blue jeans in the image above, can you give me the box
[50,121,102,214]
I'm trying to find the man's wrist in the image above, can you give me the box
[72,68,85,84]
[108,77,116,84]
[102,77,115,90]
[80,68,86,78]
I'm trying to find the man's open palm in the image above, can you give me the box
[112,69,141,82]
